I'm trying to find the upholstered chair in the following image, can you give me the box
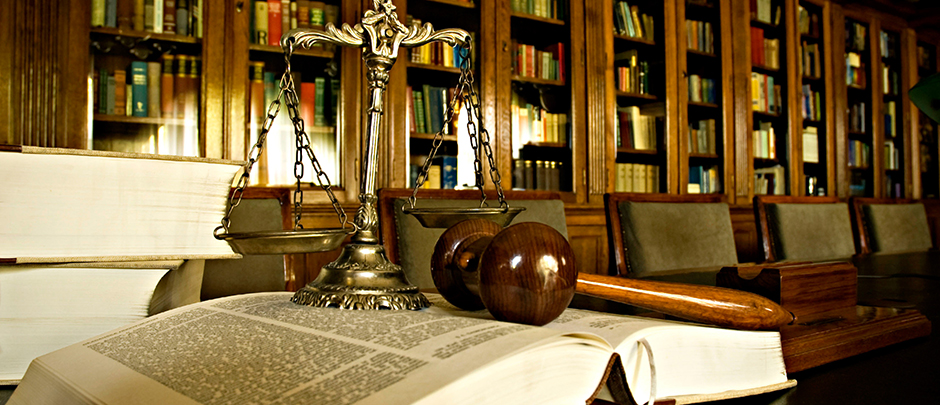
[377,188,568,289]
[754,196,857,262]
[200,188,292,300]
[850,198,934,255]
[605,193,738,285]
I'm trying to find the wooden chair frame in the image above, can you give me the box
[752,195,842,263]
[376,188,562,265]
[604,193,728,277]
[849,197,923,255]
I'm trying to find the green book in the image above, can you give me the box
[413,89,427,134]
[130,61,149,117]
[98,69,109,115]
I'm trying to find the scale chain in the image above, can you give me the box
[407,36,508,211]
[214,42,354,238]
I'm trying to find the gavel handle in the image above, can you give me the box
[576,273,794,330]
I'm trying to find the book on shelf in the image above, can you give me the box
[511,90,568,146]
[616,106,658,151]
[849,101,867,133]
[253,0,268,44]
[802,126,819,163]
[0,260,204,383]
[146,61,162,118]
[884,140,900,171]
[686,19,714,54]
[885,100,897,138]
[511,0,565,20]
[614,49,648,94]
[750,72,780,114]
[845,52,867,88]
[512,41,565,82]
[688,165,720,194]
[800,41,822,78]
[848,140,871,168]
[163,0,177,34]
[441,155,458,190]
[688,119,716,155]
[754,165,786,195]
[750,28,779,70]
[797,5,819,37]
[614,163,659,193]
[801,84,822,121]
[113,69,127,115]
[614,1,654,42]
[267,0,282,47]
[753,121,776,159]
[8,292,793,405]
[688,74,717,104]
[130,61,149,117]
[513,159,561,191]
[0,146,242,264]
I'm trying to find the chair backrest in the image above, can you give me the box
[200,188,292,301]
[754,196,856,262]
[605,193,738,282]
[377,188,567,289]
[850,197,933,255]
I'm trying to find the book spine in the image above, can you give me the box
[267,0,282,46]
[192,0,202,38]
[92,0,107,27]
[161,54,175,117]
[113,69,126,115]
[117,0,134,30]
[174,55,187,118]
[134,0,145,30]
[163,0,176,34]
[144,0,154,31]
[106,0,117,27]
[313,77,326,127]
[130,61,149,117]
[147,62,161,118]
[254,0,269,45]
[153,0,163,33]
[441,155,457,189]
[186,56,200,120]
[176,0,189,36]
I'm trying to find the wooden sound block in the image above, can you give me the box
[717,261,857,318]
[781,305,931,373]
[718,262,932,373]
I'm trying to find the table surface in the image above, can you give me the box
[4,253,938,405]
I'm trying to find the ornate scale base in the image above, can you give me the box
[291,243,430,310]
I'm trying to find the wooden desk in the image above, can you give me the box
[576,252,939,404]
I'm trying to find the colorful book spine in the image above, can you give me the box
[113,69,126,115]
[130,61,149,117]
[254,0,269,45]
[267,0,282,46]
[147,62,161,118]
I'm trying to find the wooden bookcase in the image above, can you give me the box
[598,0,675,196]
[495,0,586,202]
[794,0,835,196]
[677,0,734,197]
[915,35,940,199]
[833,9,876,197]
[876,24,912,198]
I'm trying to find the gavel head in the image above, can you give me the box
[430,219,578,326]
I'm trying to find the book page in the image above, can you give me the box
[13,293,612,405]
[543,308,789,404]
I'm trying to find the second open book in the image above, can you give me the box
[10,293,794,405]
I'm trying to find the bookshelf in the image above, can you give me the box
[837,13,875,197]
[915,38,939,198]
[498,0,585,200]
[87,1,210,157]
[604,0,672,195]
[878,26,906,198]
[794,0,834,196]
[747,0,792,197]
[678,0,733,197]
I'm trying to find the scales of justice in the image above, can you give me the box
[214,0,794,330]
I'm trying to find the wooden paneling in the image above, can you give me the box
[2,0,88,148]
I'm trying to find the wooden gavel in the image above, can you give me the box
[431,219,794,330]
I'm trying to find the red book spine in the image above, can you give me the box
[268,0,282,46]
[161,54,175,117]
[163,0,176,34]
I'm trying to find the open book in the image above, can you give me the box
[9,293,794,405]
[0,145,242,263]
